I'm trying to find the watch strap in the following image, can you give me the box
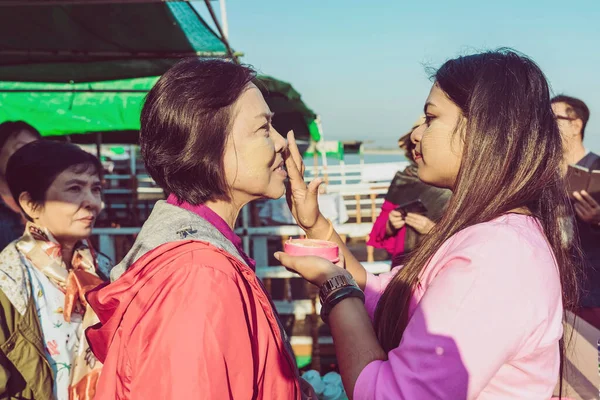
[320,286,365,324]
[319,274,355,304]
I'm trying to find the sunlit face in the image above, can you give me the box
[551,101,583,143]
[0,130,38,175]
[22,166,102,243]
[411,83,465,189]
[223,83,288,205]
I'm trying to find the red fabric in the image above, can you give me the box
[367,199,406,258]
[86,240,301,400]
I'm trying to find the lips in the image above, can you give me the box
[413,149,423,161]
[273,159,287,178]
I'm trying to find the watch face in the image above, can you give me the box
[320,275,356,303]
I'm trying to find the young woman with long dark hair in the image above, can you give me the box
[277,49,580,399]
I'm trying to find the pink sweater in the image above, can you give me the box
[355,214,563,399]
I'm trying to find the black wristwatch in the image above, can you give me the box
[319,274,356,304]
[319,274,365,323]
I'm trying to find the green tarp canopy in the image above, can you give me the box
[0,1,230,143]
[256,75,321,142]
[0,1,228,82]
[0,76,320,144]
[0,77,155,143]
[0,2,319,144]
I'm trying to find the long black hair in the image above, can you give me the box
[375,49,580,394]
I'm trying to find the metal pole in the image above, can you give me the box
[95,132,105,183]
[95,132,102,160]
[360,143,365,167]
[202,0,238,63]
[316,117,329,184]
[242,205,250,255]
[129,144,137,176]
[219,0,229,40]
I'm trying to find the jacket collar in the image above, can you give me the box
[110,201,248,281]
[0,243,31,315]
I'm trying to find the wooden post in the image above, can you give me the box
[281,235,290,249]
[370,192,377,222]
[355,194,362,223]
[367,241,375,262]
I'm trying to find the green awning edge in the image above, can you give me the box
[0,77,158,136]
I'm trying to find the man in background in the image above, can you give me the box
[552,95,600,328]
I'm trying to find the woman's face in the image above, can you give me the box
[223,83,288,204]
[0,130,38,175]
[24,166,102,243]
[411,83,465,189]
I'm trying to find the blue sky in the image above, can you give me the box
[196,0,600,149]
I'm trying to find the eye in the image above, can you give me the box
[262,123,271,136]
[424,114,435,125]
[92,186,103,195]
[68,186,82,193]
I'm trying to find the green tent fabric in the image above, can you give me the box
[0,74,320,143]
[0,2,228,83]
[0,1,230,142]
[0,7,319,144]
[257,75,320,142]
[304,140,345,160]
[0,78,155,137]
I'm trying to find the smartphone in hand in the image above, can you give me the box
[395,199,428,217]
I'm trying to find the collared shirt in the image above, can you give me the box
[166,194,256,270]
[26,265,82,400]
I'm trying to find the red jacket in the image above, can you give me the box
[86,240,303,399]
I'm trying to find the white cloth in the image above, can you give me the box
[317,193,349,225]
[258,193,349,225]
[26,264,82,400]
[360,162,408,183]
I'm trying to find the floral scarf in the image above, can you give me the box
[16,223,103,400]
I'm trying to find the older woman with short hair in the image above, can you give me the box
[86,59,315,399]
[0,140,110,400]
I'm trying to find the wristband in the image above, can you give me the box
[308,218,334,241]
[320,285,365,324]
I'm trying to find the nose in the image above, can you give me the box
[271,127,288,153]
[411,123,425,145]
[82,189,102,213]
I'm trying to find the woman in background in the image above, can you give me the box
[368,117,451,266]
[0,121,41,250]
[0,140,110,399]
